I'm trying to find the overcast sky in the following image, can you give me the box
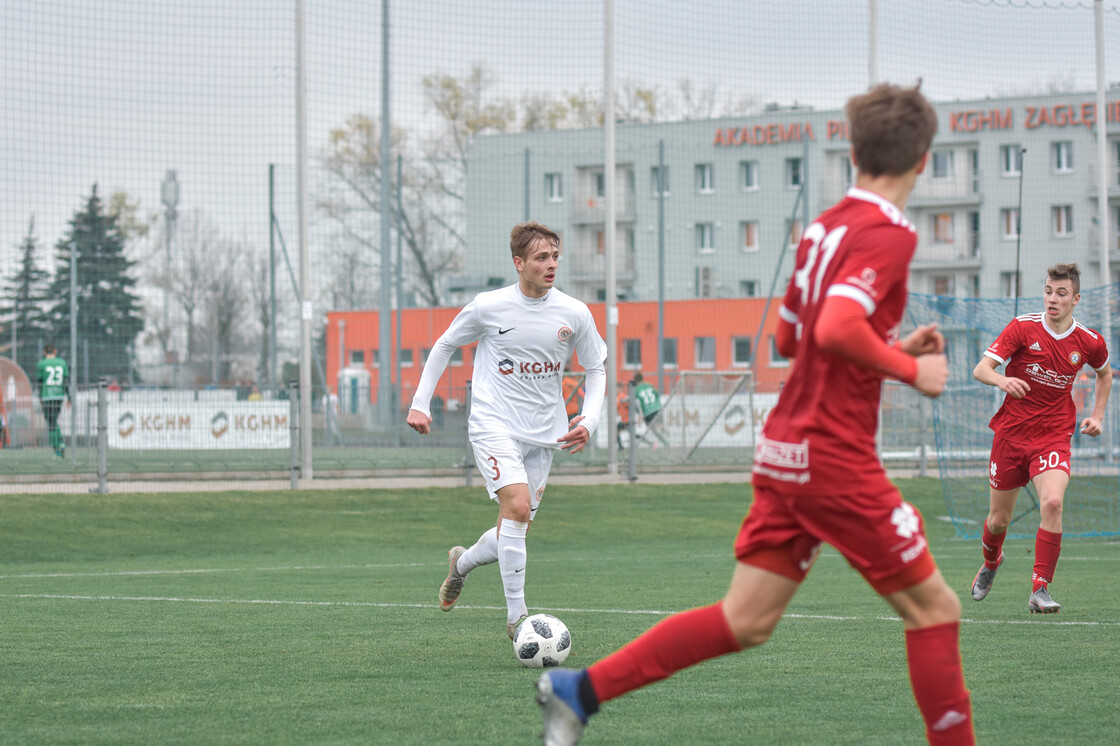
[2,0,1119,281]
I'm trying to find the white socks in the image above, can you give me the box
[454,519,530,625]
[457,527,499,575]
[497,519,529,624]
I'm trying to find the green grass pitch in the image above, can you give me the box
[1,479,1118,744]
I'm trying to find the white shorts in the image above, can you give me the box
[470,435,554,521]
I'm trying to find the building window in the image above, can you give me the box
[932,213,954,244]
[650,165,669,197]
[969,149,980,193]
[694,336,716,368]
[741,220,759,252]
[696,223,715,253]
[1000,208,1020,239]
[1000,145,1022,176]
[931,150,953,180]
[740,160,759,190]
[449,348,464,366]
[1000,271,1021,299]
[545,173,563,202]
[399,348,414,368]
[968,212,981,257]
[1052,205,1073,237]
[732,336,752,367]
[696,163,714,194]
[785,158,803,189]
[769,335,790,367]
[696,266,713,298]
[788,218,804,247]
[1052,141,1073,174]
[740,279,759,297]
[594,171,605,198]
[842,156,854,190]
[968,274,981,299]
[597,230,605,255]
[932,275,954,295]
[661,338,678,368]
[349,350,365,367]
[624,338,642,369]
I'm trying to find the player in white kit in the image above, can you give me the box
[407,221,608,639]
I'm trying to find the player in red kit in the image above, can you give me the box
[970,263,1111,613]
[536,83,974,746]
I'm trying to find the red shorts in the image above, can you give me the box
[735,483,937,595]
[988,436,1071,491]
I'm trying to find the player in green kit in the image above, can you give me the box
[630,373,662,426]
[37,345,69,458]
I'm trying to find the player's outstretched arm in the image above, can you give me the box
[815,296,920,381]
[1081,365,1113,437]
[557,415,590,453]
[911,354,948,398]
[406,408,432,435]
[973,356,1029,399]
[900,324,945,356]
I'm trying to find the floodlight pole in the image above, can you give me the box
[295,0,313,481]
[603,0,618,473]
[378,0,394,428]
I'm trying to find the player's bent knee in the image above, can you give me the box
[727,618,776,649]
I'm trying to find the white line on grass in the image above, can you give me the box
[6,548,1120,581]
[3,593,1119,627]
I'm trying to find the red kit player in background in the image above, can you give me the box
[969,264,1111,614]
[536,83,974,746]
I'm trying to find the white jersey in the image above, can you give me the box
[411,284,608,447]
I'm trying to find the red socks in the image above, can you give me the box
[1033,528,1062,591]
[981,522,1005,569]
[906,622,975,745]
[586,602,741,704]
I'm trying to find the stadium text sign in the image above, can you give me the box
[108,402,290,450]
[712,97,1120,146]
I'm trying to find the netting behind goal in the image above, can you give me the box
[906,286,1120,539]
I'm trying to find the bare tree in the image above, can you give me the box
[167,209,224,363]
[204,236,249,384]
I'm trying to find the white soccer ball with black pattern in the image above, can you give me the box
[512,613,571,668]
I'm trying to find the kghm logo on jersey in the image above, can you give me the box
[557,326,573,341]
[498,358,515,376]
[1069,350,1081,365]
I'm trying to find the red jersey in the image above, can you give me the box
[753,188,915,493]
[984,313,1109,444]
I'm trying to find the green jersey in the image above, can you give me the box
[633,382,662,418]
[37,356,69,400]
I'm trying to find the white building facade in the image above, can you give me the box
[459,91,1120,306]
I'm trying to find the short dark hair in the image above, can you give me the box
[510,221,559,261]
[43,344,57,355]
[1047,263,1081,295]
[846,83,938,177]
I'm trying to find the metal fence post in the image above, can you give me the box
[627,379,637,482]
[289,381,300,490]
[463,380,473,488]
[918,395,928,478]
[90,379,108,494]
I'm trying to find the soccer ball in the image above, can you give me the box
[512,613,571,668]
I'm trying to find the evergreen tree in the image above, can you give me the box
[1,215,51,369]
[44,185,144,383]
